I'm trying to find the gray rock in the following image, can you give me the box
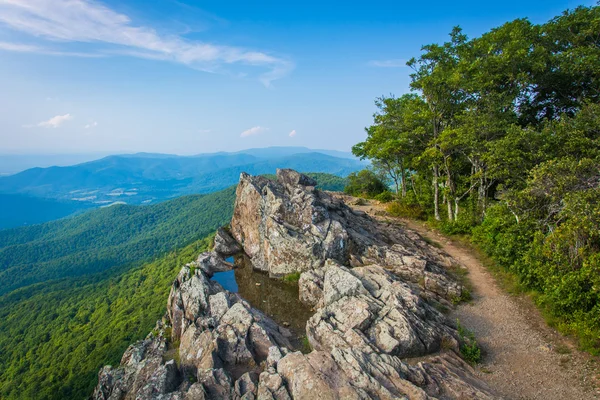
[214,227,242,256]
[197,251,234,277]
[230,170,464,304]
[308,263,459,358]
[298,269,324,307]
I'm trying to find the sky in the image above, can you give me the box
[0,0,595,155]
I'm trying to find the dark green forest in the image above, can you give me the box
[0,187,237,295]
[0,237,213,400]
[353,5,600,352]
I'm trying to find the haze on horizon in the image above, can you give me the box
[0,0,593,155]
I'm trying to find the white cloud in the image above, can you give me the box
[198,129,211,133]
[84,121,98,129]
[0,0,293,85]
[0,41,102,58]
[289,129,297,137]
[36,114,73,128]
[240,126,265,138]
[368,59,407,68]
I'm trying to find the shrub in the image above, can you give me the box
[374,191,394,203]
[344,169,389,198]
[386,201,427,220]
[456,320,481,364]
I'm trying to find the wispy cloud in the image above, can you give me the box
[240,126,266,138]
[289,129,297,137]
[0,0,293,86]
[0,41,102,57]
[84,121,98,129]
[368,59,407,68]
[198,129,211,134]
[37,114,73,128]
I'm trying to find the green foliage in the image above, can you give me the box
[344,169,389,198]
[0,187,236,295]
[386,201,427,220]
[0,186,236,399]
[374,191,394,203]
[457,320,482,365]
[473,160,600,353]
[282,272,301,284]
[354,3,600,353]
[0,236,213,400]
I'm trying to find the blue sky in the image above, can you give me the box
[0,0,594,155]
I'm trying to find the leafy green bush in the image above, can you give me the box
[456,320,481,365]
[374,191,394,203]
[386,201,427,220]
[344,169,389,198]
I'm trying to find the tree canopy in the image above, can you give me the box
[353,4,600,352]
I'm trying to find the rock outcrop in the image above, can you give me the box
[93,170,498,400]
[230,169,462,305]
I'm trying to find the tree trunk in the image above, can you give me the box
[454,197,460,221]
[447,195,454,222]
[401,167,407,198]
[433,165,441,221]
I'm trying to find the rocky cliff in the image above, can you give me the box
[93,169,498,400]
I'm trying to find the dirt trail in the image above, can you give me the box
[354,200,599,400]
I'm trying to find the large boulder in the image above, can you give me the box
[94,263,294,400]
[231,169,463,304]
[230,170,348,277]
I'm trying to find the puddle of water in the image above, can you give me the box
[212,257,239,292]
[212,254,313,352]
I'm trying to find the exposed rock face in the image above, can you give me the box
[93,170,498,400]
[214,228,242,256]
[305,261,459,358]
[231,169,462,305]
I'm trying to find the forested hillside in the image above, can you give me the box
[0,237,212,400]
[354,5,600,352]
[0,188,237,295]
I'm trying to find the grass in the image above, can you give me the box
[555,344,573,355]
[282,271,301,284]
[300,335,312,354]
[422,235,443,249]
[457,319,482,365]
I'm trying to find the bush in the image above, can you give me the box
[374,191,394,203]
[344,170,389,198]
[457,320,481,364]
[386,201,427,220]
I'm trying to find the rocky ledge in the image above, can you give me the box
[93,169,498,400]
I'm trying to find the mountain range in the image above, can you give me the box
[0,147,364,229]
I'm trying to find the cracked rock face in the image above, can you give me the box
[231,169,462,305]
[93,170,498,400]
[305,261,459,358]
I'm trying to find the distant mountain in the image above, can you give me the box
[0,150,364,206]
[0,153,116,175]
[225,146,359,160]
